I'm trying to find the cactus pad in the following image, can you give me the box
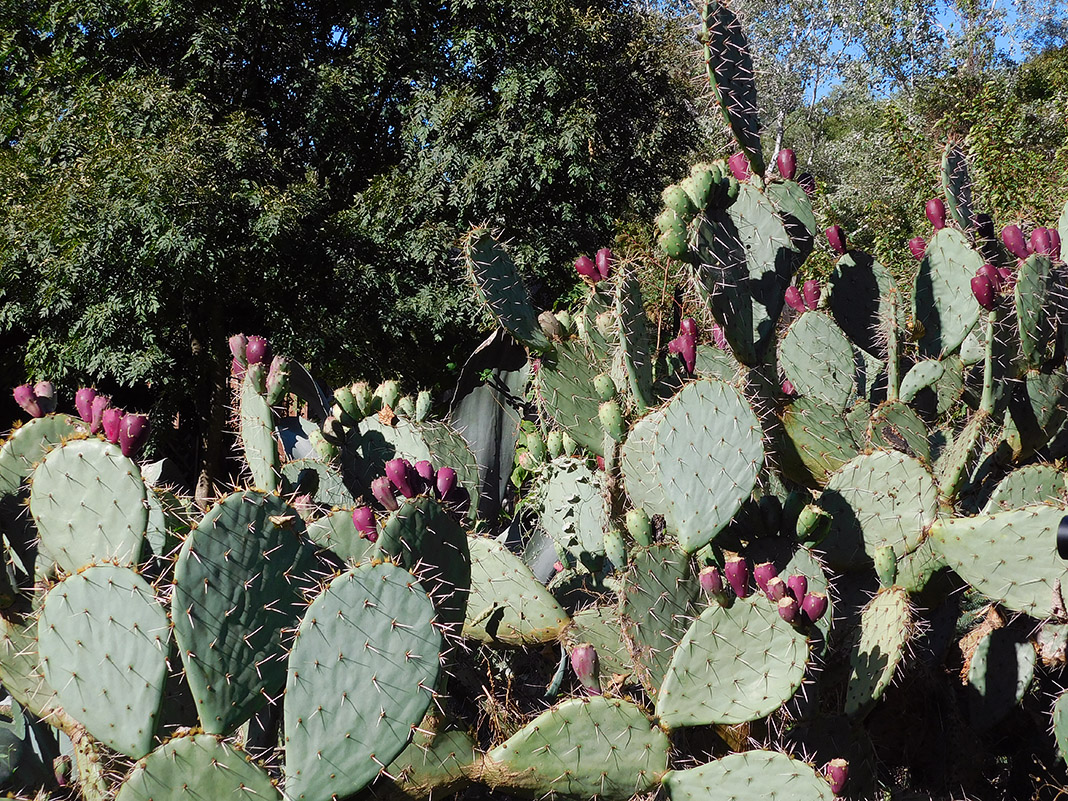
[828,251,898,358]
[379,718,476,801]
[284,561,441,801]
[39,565,169,757]
[239,373,280,492]
[0,414,85,497]
[967,626,1035,730]
[281,458,354,509]
[984,464,1066,513]
[535,339,609,456]
[0,611,60,723]
[1015,254,1056,369]
[663,750,834,801]
[537,459,608,566]
[845,586,911,717]
[867,400,931,462]
[565,606,635,681]
[780,398,861,487]
[779,311,857,409]
[941,142,974,230]
[913,227,984,357]
[616,269,654,411]
[1053,690,1068,763]
[305,507,378,564]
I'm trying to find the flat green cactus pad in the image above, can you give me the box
[780,311,857,410]
[173,490,318,735]
[40,565,169,757]
[780,397,860,488]
[941,142,974,230]
[984,464,1067,513]
[1053,690,1068,763]
[464,537,570,645]
[30,437,147,574]
[536,458,608,566]
[621,379,763,553]
[818,450,938,571]
[240,372,280,492]
[617,269,654,411]
[663,750,834,801]
[766,180,817,252]
[379,717,476,801]
[565,606,635,681]
[620,411,668,513]
[1060,198,1068,257]
[913,227,983,358]
[828,250,898,358]
[867,400,931,462]
[305,507,378,564]
[284,562,441,801]
[694,343,743,384]
[281,458,354,509]
[481,696,669,801]
[0,609,60,724]
[930,504,1068,617]
[0,414,85,497]
[534,338,609,457]
[845,587,911,718]
[1016,254,1057,369]
[115,733,280,801]
[1006,367,1068,462]
[657,594,809,728]
[967,626,1035,731]
[894,537,947,595]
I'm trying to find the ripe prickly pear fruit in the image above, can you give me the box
[977,263,1001,291]
[925,198,946,230]
[1002,224,1029,259]
[971,274,996,311]
[785,285,805,313]
[679,317,697,337]
[781,378,796,397]
[599,400,625,442]
[802,279,820,311]
[352,506,377,541]
[75,387,97,423]
[12,385,42,419]
[908,237,926,260]
[119,414,149,458]
[724,556,750,598]
[998,267,1015,291]
[371,476,399,512]
[778,595,799,624]
[228,334,248,366]
[90,394,111,435]
[668,333,696,376]
[824,759,849,795]
[595,248,613,281]
[625,508,653,546]
[797,172,816,197]
[435,466,457,499]
[765,576,787,602]
[245,335,270,366]
[102,407,125,444]
[570,643,600,694]
[825,225,847,255]
[787,574,808,604]
[546,430,564,459]
[728,151,751,181]
[593,373,616,403]
[801,592,828,625]
[753,562,778,595]
[698,565,724,597]
[1031,227,1053,256]
[1050,228,1062,261]
[776,148,796,180]
[413,460,436,495]
[711,322,728,350]
[575,255,598,282]
[385,458,415,498]
[33,382,56,415]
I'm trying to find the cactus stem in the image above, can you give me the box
[980,308,996,415]
[886,287,900,402]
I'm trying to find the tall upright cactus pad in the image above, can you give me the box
[115,733,281,801]
[930,505,1068,617]
[701,0,764,175]
[239,373,280,492]
[941,141,974,231]
[535,338,609,456]
[779,311,858,409]
[0,414,85,497]
[620,412,669,513]
[616,269,654,411]
[173,490,318,734]
[663,751,834,801]
[828,251,898,359]
[39,565,169,757]
[845,587,912,717]
[537,459,608,566]
[284,562,441,801]
[30,437,147,574]
[480,697,669,801]
[464,537,570,645]
[621,379,763,553]
[780,398,861,487]
[967,627,1035,730]
[817,451,938,571]
[913,227,984,357]
[656,594,809,727]
[766,180,817,254]
[1015,254,1057,369]
[463,229,550,352]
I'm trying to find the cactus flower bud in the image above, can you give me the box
[825,225,847,255]
[385,458,415,498]
[776,148,796,180]
[785,285,805,313]
[102,407,125,444]
[787,574,808,604]
[435,466,457,498]
[679,317,697,337]
[908,236,926,260]
[1031,227,1053,256]
[12,384,42,419]
[33,382,56,415]
[724,556,750,598]
[245,335,271,366]
[925,198,946,230]
[119,414,150,458]
[90,394,111,435]
[75,387,97,423]
[228,334,248,366]
[802,279,821,311]
[753,562,778,595]
[625,508,653,546]
[801,592,829,625]
[570,643,600,694]
[575,255,599,282]
[698,565,724,597]
[778,595,799,624]
[728,151,751,181]
[781,378,796,396]
[765,576,787,601]
[352,506,377,541]
[371,476,399,512]
[1002,224,1029,259]
[824,759,849,795]
[595,248,613,281]
[971,274,996,311]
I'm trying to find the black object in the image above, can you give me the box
[1058,515,1068,559]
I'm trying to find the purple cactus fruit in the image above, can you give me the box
[1002,224,1029,259]
[801,591,829,625]
[102,407,125,444]
[676,333,696,376]
[553,560,565,573]
[711,322,728,350]
[1050,228,1062,261]
[778,595,799,624]
[785,285,805,313]
[802,279,821,311]
[595,248,613,281]
[1031,227,1053,256]
[570,643,600,694]
[776,148,797,180]
[765,576,787,602]
[119,414,149,458]
[698,565,724,597]
[371,476,399,512]
[231,357,247,380]
[998,267,1017,292]
[908,236,926,260]
[825,225,847,255]
[925,198,946,230]
[352,506,378,541]
[679,317,697,337]
[797,172,816,197]
[75,387,97,423]
[413,460,435,495]
[32,382,56,415]
[977,262,1001,291]
[728,151,751,181]
[575,255,599,281]
[971,274,996,311]
[385,458,415,498]
[245,335,271,366]
[781,378,796,396]
[90,394,111,435]
[724,556,750,598]
[228,334,248,366]
[824,759,849,795]
[787,574,808,604]
[595,455,606,471]
[12,384,42,419]
[753,562,778,595]
[435,466,457,499]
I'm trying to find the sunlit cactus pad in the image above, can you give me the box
[663,750,834,801]
[845,586,911,718]
[779,311,857,409]
[0,413,85,497]
[983,464,1067,513]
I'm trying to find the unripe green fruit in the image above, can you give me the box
[352,381,375,417]
[662,184,697,218]
[526,431,547,463]
[874,545,897,588]
[625,508,653,546]
[796,503,831,546]
[604,528,627,569]
[374,379,400,411]
[414,390,432,422]
[599,400,625,442]
[561,432,578,457]
[594,373,616,403]
[546,430,564,459]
